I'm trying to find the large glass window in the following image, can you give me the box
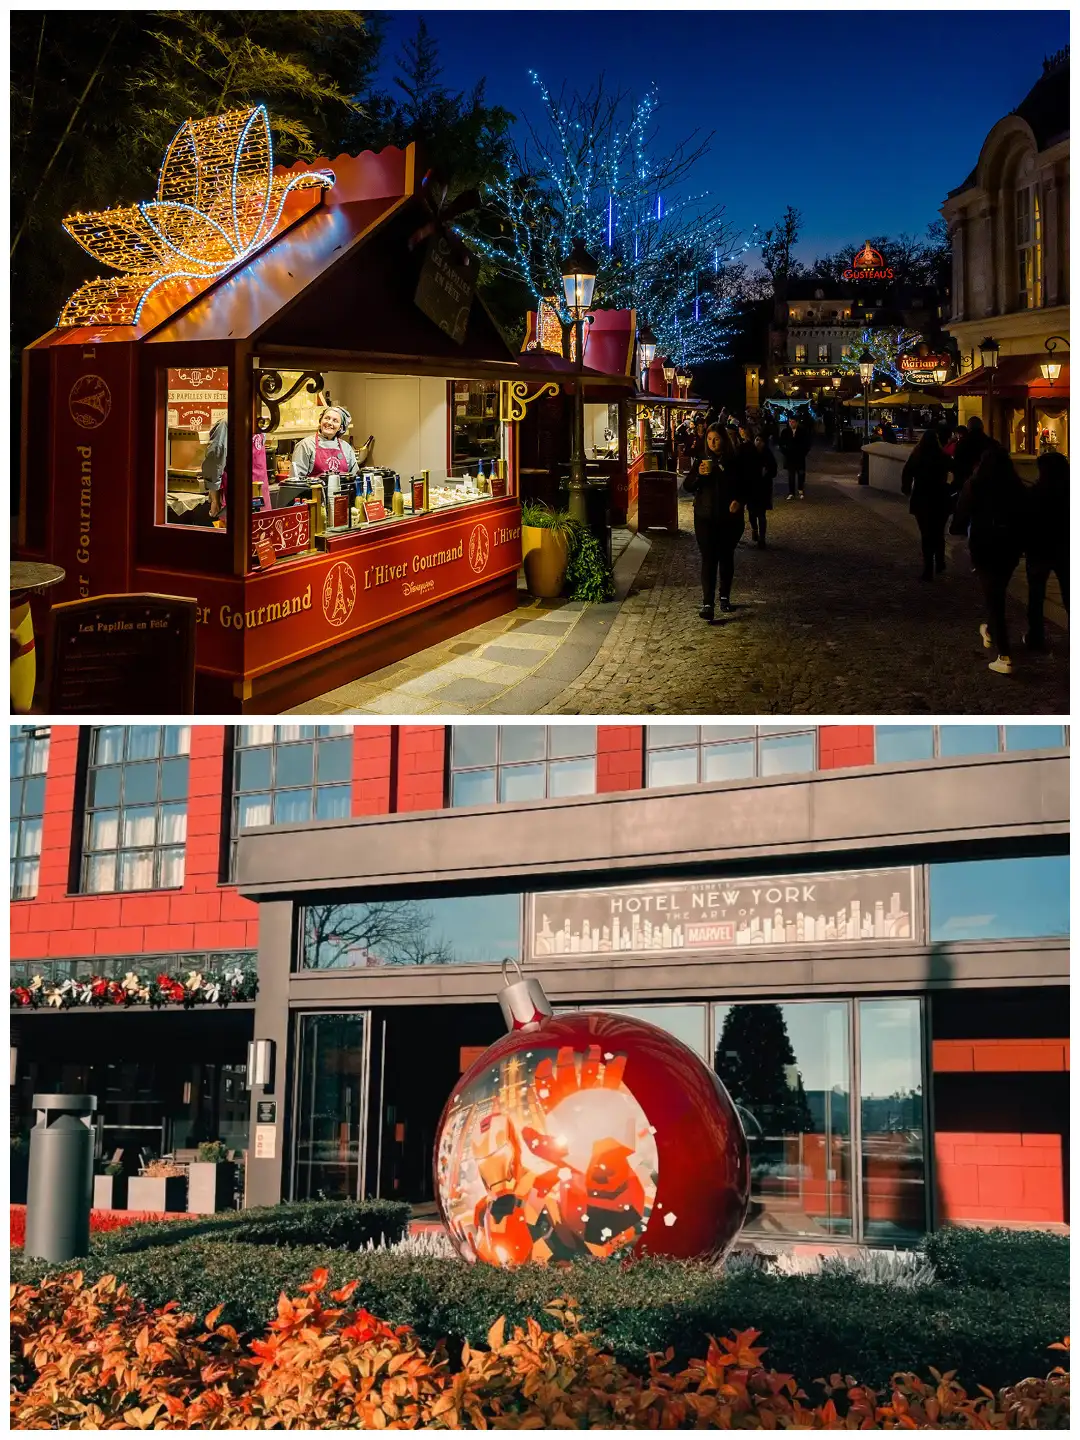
[302,895,522,970]
[646,725,816,787]
[293,1013,368,1200]
[231,725,352,877]
[81,726,190,893]
[929,856,1069,941]
[450,726,596,806]
[11,725,49,900]
[1015,183,1043,311]
[859,998,926,1241]
[877,724,1065,763]
[163,366,229,530]
[714,1001,853,1239]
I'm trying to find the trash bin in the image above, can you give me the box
[24,1094,97,1262]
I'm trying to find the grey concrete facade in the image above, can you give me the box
[237,750,1069,1206]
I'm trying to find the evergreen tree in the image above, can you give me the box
[714,1004,814,1135]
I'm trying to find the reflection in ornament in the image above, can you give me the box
[59,105,334,327]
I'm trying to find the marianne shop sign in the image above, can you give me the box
[842,241,895,282]
[527,867,918,959]
[900,351,951,382]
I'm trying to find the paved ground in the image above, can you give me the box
[300,456,1068,717]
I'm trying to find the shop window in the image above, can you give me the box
[81,726,190,894]
[794,344,807,363]
[163,367,229,530]
[301,895,522,970]
[293,1013,368,1201]
[11,725,49,900]
[858,998,926,1241]
[817,344,830,363]
[1004,724,1065,752]
[1015,182,1043,310]
[929,855,1069,941]
[450,381,501,472]
[646,725,816,787]
[714,1001,854,1240]
[936,725,1000,758]
[230,725,352,878]
[449,726,597,806]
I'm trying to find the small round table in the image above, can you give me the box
[11,562,66,714]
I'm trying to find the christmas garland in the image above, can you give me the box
[10,966,258,1011]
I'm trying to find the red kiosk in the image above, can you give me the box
[18,106,553,713]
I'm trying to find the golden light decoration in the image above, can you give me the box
[58,105,334,327]
[537,296,577,360]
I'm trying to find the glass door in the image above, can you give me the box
[292,1012,370,1200]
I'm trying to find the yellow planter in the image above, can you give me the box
[522,525,570,598]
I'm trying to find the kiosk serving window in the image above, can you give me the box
[162,368,230,530]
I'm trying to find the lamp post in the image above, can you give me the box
[978,335,999,440]
[1040,335,1069,387]
[561,237,598,526]
[637,322,657,391]
[858,347,874,441]
[661,356,676,467]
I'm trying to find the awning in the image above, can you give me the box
[941,354,1070,398]
[871,388,949,408]
[632,392,708,410]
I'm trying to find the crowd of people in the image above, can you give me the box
[672,408,1069,677]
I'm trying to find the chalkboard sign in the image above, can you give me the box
[49,593,197,714]
[414,234,474,345]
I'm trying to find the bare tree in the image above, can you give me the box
[304,902,455,969]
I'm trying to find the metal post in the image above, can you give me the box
[24,1094,97,1262]
[567,315,588,526]
[864,388,871,442]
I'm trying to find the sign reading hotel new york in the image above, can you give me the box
[528,867,917,959]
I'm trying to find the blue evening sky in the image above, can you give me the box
[373,9,1069,261]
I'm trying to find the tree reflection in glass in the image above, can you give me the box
[302,896,522,969]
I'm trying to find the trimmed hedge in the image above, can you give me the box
[924,1226,1069,1296]
[9,1241,1067,1395]
[80,1200,410,1257]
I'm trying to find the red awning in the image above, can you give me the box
[942,353,1070,397]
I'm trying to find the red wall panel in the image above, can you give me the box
[396,725,447,812]
[818,725,875,770]
[353,726,393,816]
[596,725,644,793]
[935,1131,1065,1225]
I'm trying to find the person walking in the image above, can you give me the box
[950,441,1026,675]
[949,414,990,489]
[745,427,777,547]
[1023,449,1069,652]
[685,424,747,619]
[778,413,810,498]
[901,428,953,580]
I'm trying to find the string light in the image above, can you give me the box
[464,73,758,365]
[836,326,927,388]
[58,104,334,327]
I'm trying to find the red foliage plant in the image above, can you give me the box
[8,1268,1071,1430]
[10,1206,175,1250]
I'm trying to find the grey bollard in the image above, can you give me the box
[24,1094,97,1263]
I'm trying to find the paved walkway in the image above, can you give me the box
[300,458,1068,717]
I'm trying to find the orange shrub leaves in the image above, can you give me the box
[10,1269,1070,1430]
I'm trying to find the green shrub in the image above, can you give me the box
[194,1140,228,1163]
[9,1244,1067,1396]
[85,1199,409,1257]
[924,1226,1070,1295]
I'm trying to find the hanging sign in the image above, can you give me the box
[842,241,895,281]
[527,866,918,959]
[414,233,475,345]
[900,352,951,382]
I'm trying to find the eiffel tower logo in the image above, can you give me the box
[321,561,357,627]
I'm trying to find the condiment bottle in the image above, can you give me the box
[392,476,405,517]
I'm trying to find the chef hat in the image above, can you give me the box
[321,405,352,433]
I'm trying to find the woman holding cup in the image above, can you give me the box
[684,424,748,620]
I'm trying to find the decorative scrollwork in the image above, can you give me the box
[500,379,561,423]
[254,369,325,433]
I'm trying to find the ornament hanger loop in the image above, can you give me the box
[501,956,525,987]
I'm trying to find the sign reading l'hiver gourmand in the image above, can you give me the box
[528,867,917,959]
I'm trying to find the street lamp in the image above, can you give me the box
[662,356,677,393]
[1040,335,1069,386]
[858,347,874,441]
[978,335,999,439]
[932,363,949,385]
[561,236,598,526]
[661,357,677,465]
[637,322,656,390]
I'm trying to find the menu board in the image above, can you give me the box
[49,594,197,714]
[414,234,475,345]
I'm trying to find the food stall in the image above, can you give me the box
[17,107,564,713]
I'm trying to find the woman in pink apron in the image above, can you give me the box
[289,405,360,524]
[199,420,272,517]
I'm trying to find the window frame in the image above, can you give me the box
[873,724,1067,764]
[80,725,191,895]
[448,726,598,808]
[11,725,50,901]
[644,725,819,787]
[1015,180,1043,311]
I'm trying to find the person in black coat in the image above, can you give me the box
[684,424,748,618]
[1023,450,1069,651]
[901,428,953,580]
[739,424,777,547]
[950,441,1026,674]
[949,414,990,489]
[777,414,811,498]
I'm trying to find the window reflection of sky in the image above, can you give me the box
[930,857,1068,941]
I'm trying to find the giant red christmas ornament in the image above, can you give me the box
[434,966,749,1265]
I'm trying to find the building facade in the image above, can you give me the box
[11,723,1069,1244]
[941,49,1070,453]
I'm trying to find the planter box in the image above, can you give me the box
[93,1173,128,1210]
[187,1160,237,1215]
[127,1175,186,1213]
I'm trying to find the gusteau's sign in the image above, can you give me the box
[527,867,917,959]
[842,241,895,282]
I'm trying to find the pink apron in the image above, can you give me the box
[251,433,272,511]
[313,438,348,482]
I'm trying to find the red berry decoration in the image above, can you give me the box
[435,967,749,1265]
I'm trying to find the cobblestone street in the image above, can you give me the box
[543,458,1069,716]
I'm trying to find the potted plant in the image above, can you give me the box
[93,1158,127,1211]
[187,1140,238,1214]
[127,1156,187,1213]
[521,502,572,598]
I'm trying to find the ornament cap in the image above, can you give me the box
[498,959,553,1032]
